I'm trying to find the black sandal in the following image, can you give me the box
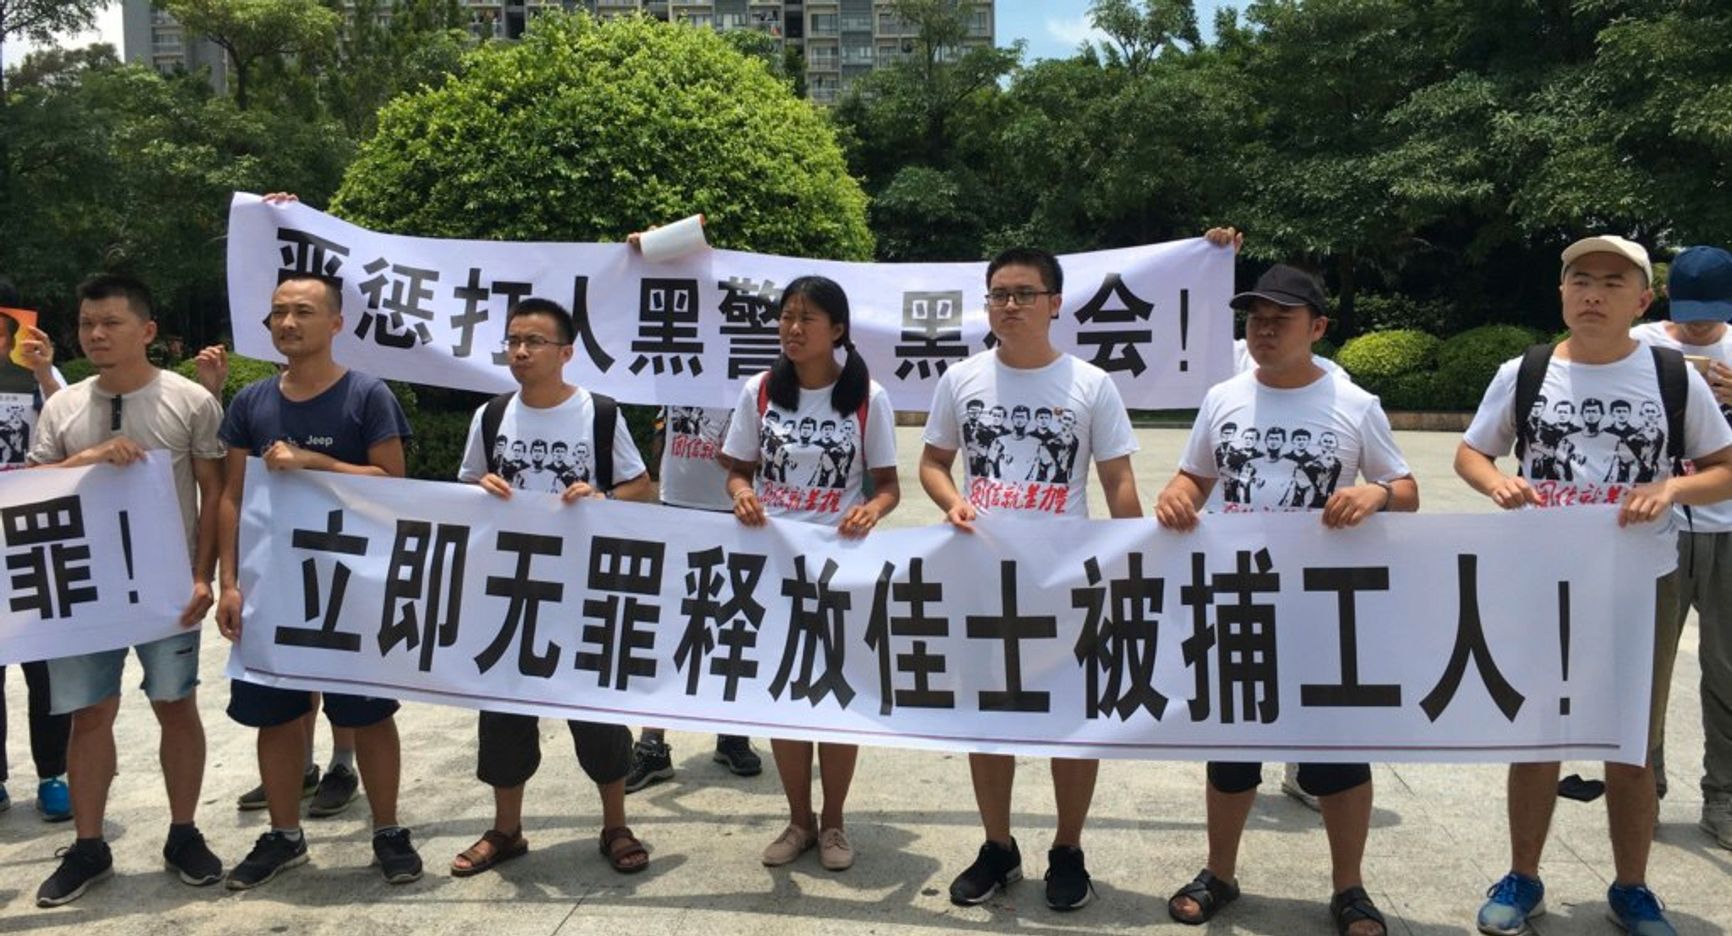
[1330,885,1387,936]
[1168,868,1240,925]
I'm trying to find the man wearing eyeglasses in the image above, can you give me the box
[214,271,420,891]
[920,246,1143,912]
[445,296,655,879]
[27,273,228,907]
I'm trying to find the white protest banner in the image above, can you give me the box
[1,456,193,665]
[228,464,1669,765]
[225,193,1234,410]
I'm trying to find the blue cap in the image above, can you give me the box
[1668,246,1732,322]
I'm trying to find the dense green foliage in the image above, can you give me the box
[7,1,1731,420]
[1434,324,1544,409]
[1337,328,1442,409]
[333,14,872,260]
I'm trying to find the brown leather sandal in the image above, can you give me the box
[450,827,528,877]
[599,825,649,874]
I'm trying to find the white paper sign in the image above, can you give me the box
[2,456,194,665]
[226,193,1234,409]
[228,464,1669,765]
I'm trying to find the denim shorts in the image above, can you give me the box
[46,628,201,715]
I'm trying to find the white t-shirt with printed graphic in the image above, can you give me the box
[0,365,66,470]
[457,388,646,494]
[659,405,733,511]
[1629,323,1732,531]
[722,374,897,527]
[1180,370,1410,512]
[922,350,1138,518]
[1463,345,1732,524]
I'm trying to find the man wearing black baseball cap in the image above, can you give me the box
[1156,262,1416,936]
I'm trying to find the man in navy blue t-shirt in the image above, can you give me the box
[214,272,421,890]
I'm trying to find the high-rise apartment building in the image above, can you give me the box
[120,0,993,104]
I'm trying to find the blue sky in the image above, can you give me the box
[998,0,1241,62]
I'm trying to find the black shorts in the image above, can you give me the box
[226,679,399,729]
[1208,761,1371,798]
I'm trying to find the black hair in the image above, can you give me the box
[987,246,1064,294]
[0,275,20,307]
[766,275,869,417]
[0,311,17,341]
[275,272,343,314]
[76,273,155,321]
[506,296,576,344]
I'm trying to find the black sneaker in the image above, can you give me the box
[713,735,763,776]
[624,738,674,793]
[36,839,113,907]
[1044,845,1095,911]
[226,830,308,890]
[949,838,1023,906]
[372,827,423,884]
[237,764,320,811]
[308,764,360,818]
[163,826,224,886]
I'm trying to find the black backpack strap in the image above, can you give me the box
[481,392,515,475]
[1651,345,1688,472]
[1513,343,1555,463]
[593,391,618,494]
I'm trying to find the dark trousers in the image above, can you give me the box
[476,711,633,789]
[1,662,71,782]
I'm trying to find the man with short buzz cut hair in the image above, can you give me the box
[29,272,228,907]
[1458,235,1732,936]
[449,296,656,879]
[215,271,421,891]
[921,244,1144,913]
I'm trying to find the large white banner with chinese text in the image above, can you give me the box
[225,193,1234,410]
[1,457,194,665]
[228,466,1671,764]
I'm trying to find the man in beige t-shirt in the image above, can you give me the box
[26,273,227,908]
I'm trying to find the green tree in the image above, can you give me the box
[1,50,348,340]
[316,0,472,139]
[155,0,342,110]
[332,13,871,260]
[0,0,104,104]
[1086,0,1200,76]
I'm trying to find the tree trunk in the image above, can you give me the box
[1335,251,1358,339]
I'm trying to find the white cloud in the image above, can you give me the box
[1044,14,1109,51]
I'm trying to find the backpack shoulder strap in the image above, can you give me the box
[1651,345,1688,470]
[592,391,618,494]
[1514,343,1555,463]
[481,392,515,475]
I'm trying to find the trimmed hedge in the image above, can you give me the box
[1336,329,1442,409]
[1435,325,1542,409]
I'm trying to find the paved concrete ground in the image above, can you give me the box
[2,428,1728,934]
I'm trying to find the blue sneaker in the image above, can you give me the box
[1607,883,1677,936]
[1477,871,1545,935]
[38,776,71,822]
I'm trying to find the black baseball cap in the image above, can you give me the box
[1229,264,1328,316]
